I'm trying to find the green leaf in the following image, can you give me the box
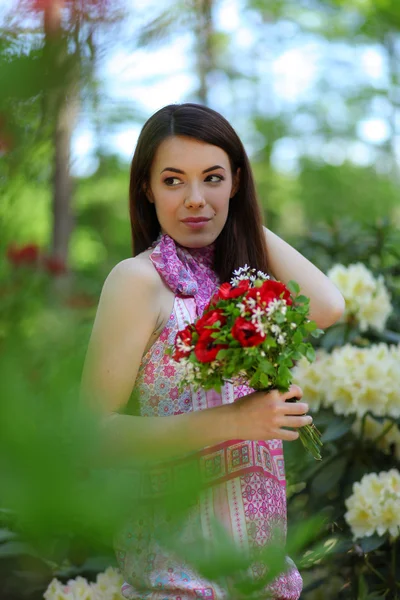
[259,373,270,388]
[358,574,368,600]
[359,534,387,553]
[321,415,355,443]
[295,295,309,305]
[305,346,316,362]
[293,329,303,345]
[0,529,17,543]
[311,456,348,495]
[287,280,300,295]
[264,337,277,349]
[274,311,286,324]
[311,328,324,338]
[260,360,275,376]
[304,320,317,332]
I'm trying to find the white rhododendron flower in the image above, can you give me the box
[345,470,400,539]
[44,568,124,600]
[353,415,400,461]
[293,344,400,418]
[44,578,74,600]
[327,263,392,332]
[292,352,329,411]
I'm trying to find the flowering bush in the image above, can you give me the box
[293,343,400,418]
[345,470,400,539]
[44,567,124,600]
[327,263,392,332]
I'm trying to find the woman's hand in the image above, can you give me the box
[231,384,311,442]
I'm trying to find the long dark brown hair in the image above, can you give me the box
[129,103,269,283]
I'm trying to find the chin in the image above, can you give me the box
[181,231,219,248]
[162,225,221,248]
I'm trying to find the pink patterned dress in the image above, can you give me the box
[115,234,302,600]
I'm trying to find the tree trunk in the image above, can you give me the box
[44,0,79,271]
[52,84,79,264]
[194,0,213,105]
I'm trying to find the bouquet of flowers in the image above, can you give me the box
[169,266,323,460]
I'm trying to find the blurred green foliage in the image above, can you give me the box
[1,0,400,597]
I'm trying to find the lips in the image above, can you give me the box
[181,217,211,223]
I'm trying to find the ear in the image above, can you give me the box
[230,167,240,198]
[143,182,154,204]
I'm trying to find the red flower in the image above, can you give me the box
[43,256,67,276]
[261,280,292,305]
[217,279,250,300]
[245,280,292,306]
[7,243,40,266]
[194,332,227,363]
[195,309,226,334]
[232,317,265,347]
[173,325,194,361]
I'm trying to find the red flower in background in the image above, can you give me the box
[43,256,67,276]
[232,317,265,347]
[6,244,67,276]
[7,244,40,266]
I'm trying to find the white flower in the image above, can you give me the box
[345,470,400,539]
[66,577,94,600]
[293,344,400,419]
[251,306,266,323]
[237,302,247,316]
[257,270,270,280]
[270,324,281,335]
[327,263,392,332]
[266,299,282,316]
[93,567,124,600]
[292,352,330,411]
[44,579,73,600]
[44,569,125,600]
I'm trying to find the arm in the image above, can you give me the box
[263,227,345,329]
[81,257,310,467]
[80,258,237,466]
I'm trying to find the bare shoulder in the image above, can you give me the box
[103,250,161,298]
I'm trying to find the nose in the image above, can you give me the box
[184,184,205,208]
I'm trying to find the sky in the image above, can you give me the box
[70,0,394,177]
[0,0,396,176]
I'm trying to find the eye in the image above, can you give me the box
[163,177,182,186]
[206,174,224,183]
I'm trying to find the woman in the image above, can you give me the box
[81,103,345,599]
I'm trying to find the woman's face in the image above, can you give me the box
[147,135,239,248]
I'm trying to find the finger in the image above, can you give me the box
[279,415,313,429]
[278,401,309,415]
[278,428,299,442]
[283,385,303,401]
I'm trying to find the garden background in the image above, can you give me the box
[1,0,400,598]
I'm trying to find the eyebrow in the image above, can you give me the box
[160,165,226,175]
